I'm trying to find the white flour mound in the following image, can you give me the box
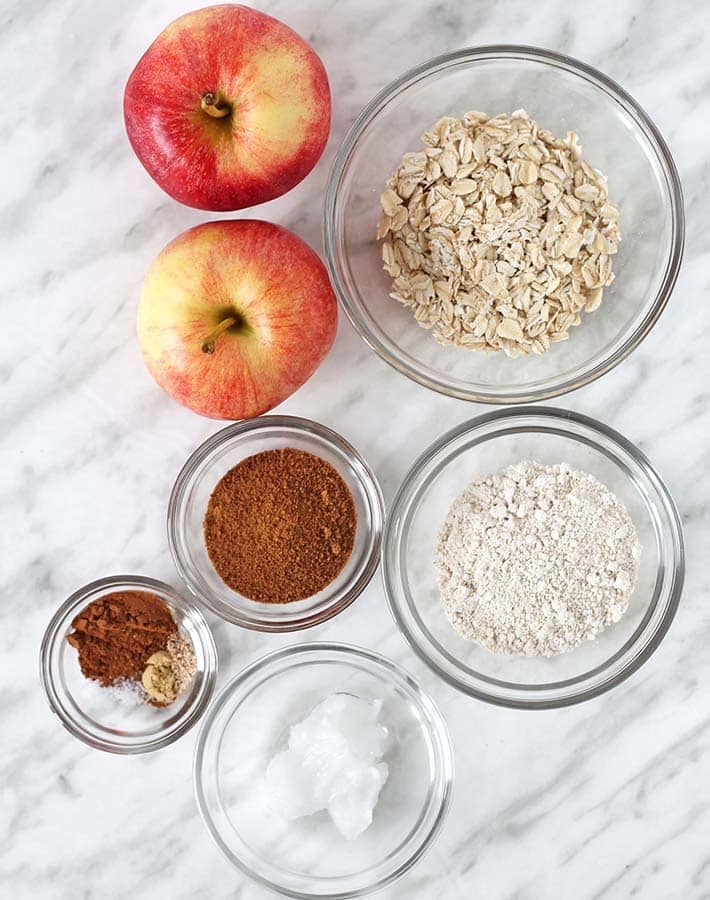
[435,461,641,657]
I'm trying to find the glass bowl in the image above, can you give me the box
[168,416,385,631]
[39,576,217,753]
[324,45,684,403]
[383,407,684,708]
[194,642,453,898]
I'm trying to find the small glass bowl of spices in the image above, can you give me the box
[40,576,217,753]
[168,416,385,631]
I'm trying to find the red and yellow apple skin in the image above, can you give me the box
[124,5,331,211]
[137,220,337,419]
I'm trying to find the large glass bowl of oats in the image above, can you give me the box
[324,46,684,403]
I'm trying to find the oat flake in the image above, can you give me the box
[377,110,621,356]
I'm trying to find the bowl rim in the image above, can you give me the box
[323,44,685,404]
[39,574,218,754]
[193,641,454,899]
[382,406,685,709]
[167,416,385,632]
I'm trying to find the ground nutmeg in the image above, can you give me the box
[203,448,357,603]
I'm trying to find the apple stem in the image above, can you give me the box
[201,316,238,354]
[201,91,231,119]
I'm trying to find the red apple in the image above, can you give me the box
[124,5,330,211]
[137,220,337,418]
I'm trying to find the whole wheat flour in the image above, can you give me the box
[435,461,641,656]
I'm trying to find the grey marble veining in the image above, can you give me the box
[1,0,709,897]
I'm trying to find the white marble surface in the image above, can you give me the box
[2,0,709,897]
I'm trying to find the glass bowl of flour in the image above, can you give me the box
[194,642,453,897]
[383,407,684,708]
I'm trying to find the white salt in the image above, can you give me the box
[264,693,389,840]
[80,676,148,708]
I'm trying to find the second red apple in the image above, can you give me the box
[137,220,338,419]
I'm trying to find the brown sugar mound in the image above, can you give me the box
[203,448,357,603]
[67,590,177,685]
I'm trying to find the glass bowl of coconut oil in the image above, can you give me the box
[193,642,453,898]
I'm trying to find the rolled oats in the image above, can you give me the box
[377,110,621,356]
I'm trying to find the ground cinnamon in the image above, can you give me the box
[67,590,177,685]
[203,448,357,603]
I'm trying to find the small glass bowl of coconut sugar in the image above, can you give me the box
[193,642,453,898]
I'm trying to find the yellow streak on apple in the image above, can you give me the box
[217,48,317,178]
